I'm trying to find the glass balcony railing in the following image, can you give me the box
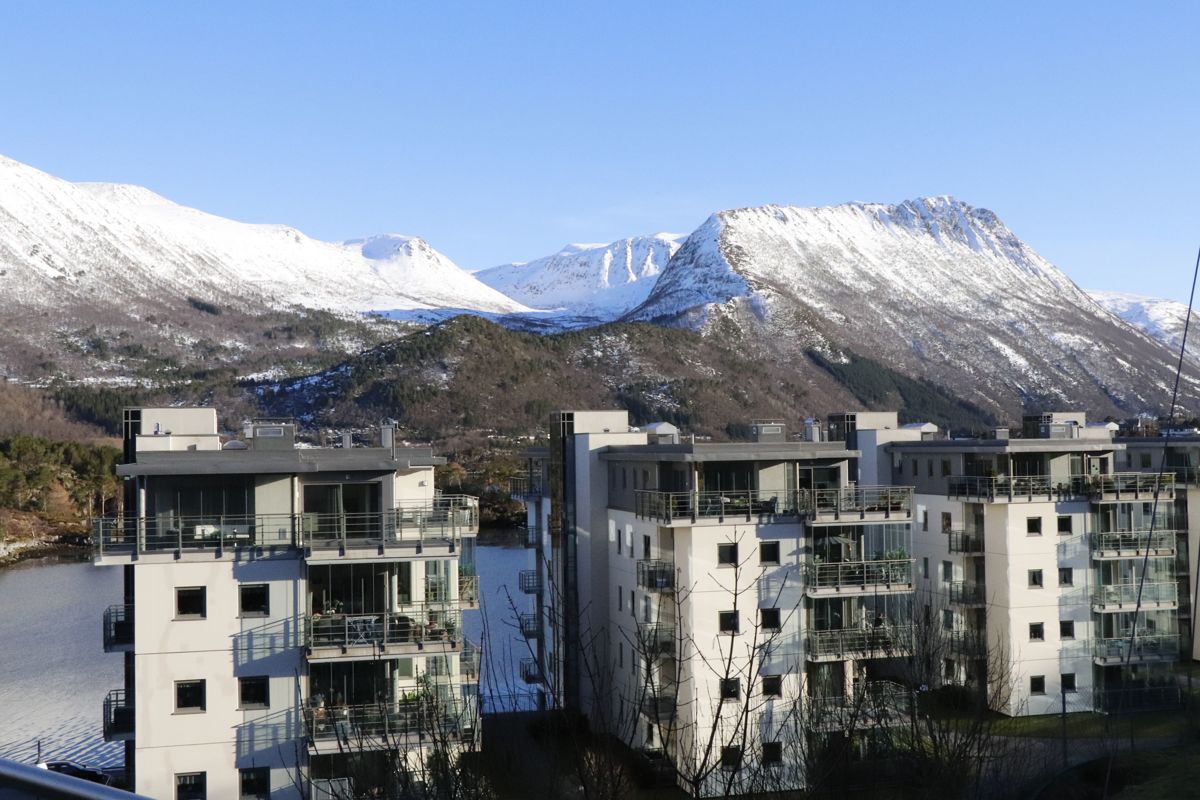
[638,623,675,657]
[307,608,463,652]
[303,696,473,745]
[948,581,986,605]
[633,490,802,524]
[809,486,913,522]
[458,575,480,607]
[805,625,914,661]
[93,496,479,556]
[1092,582,1178,611]
[947,531,984,554]
[1090,530,1177,557]
[1082,473,1174,501]
[1093,634,1179,664]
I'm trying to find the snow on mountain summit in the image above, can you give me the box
[475,232,684,317]
[1090,290,1193,355]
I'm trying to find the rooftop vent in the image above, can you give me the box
[751,420,786,443]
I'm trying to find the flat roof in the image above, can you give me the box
[599,441,858,463]
[117,447,444,477]
[887,439,1123,454]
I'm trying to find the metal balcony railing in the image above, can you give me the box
[1093,685,1182,713]
[637,559,675,591]
[1080,472,1174,501]
[1092,581,1178,611]
[805,559,913,593]
[103,689,134,741]
[519,612,541,639]
[1090,530,1177,557]
[809,486,913,521]
[93,495,479,556]
[947,629,988,658]
[805,625,914,660]
[1093,634,1180,664]
[102,604,134,652]
[459,574,479,607]
[948,475,1059,502]
[638,624,675,657]
[518,569,542,594]
[304,697,472,745]
[307,608,463,652]
[633,489,801,524]
[509,475,545,500]
[523,525,540,549]
[641,691,677,721]
[808,680,912,730]
[948,531,984,554]
[461,641,481,681]
[948,581,986,605]
[520,658,544,684]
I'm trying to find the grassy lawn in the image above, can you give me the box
[990,709,1188,739]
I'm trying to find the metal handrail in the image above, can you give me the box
[519,612,541,638]
[808,680,912,728]
[948,580,986,605]
[307,609,462,650]
[948,475,1058,501]
[806,625,914,659]
[520,658,543,684]
[1090,530,1177,554]
[1079,472,1174,499]
[92,495,479,556]
[810,486,913,519]
[518,569,542,594]
[947,629,987,657]
[1093,634,1179,661]
[102,604,134,651]
[948,531,984,554]
[102,688,134,741]
[633,489,800,523]
[638,623,675,657]
[1092,581,1177,608]
[461,640,481,681]
[458,575,480,606]
[641,691,677,721]
[637,559,675,591]
[805,559,913,590]
[303,697,471,743]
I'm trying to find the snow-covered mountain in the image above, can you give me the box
[1090,290,1193,355]
[0,155,529,317]
[623,197,1199,417]
[475,233,683,319]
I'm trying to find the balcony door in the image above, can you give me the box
[303,482,382,542]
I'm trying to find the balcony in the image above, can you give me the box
[520,658,544,684]
[459,574,480,607]
[461,640,481,681]
[523,525,540,549]
[1090,530,1177,559]
[1093,685,1182,713]
[1093,634,1180,665]
[519,612,541,639]
[93,495,479,557]
[102,604,134,652]
[804,559,914,597]
[809,486,912,523]
[947,475,1062,502]
[947,531,984,555]
[1082,473,1174,502]
[509,474,545,500]
[637,559,675,591]
[307,608,463,657]
[103,689,134,741]
[808,680,912,731]
[641,691,677,721]
[1092,581,1178,612]
[638,624,675,657]
[518,569,542,594]
[805,625,914,661]
[304,697,472,749]
[633,490,802,525]
[948,581,986,606]
[947,629,987,658]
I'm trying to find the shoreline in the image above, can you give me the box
[0,538,90,569]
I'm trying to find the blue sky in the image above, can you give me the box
[2,2,1197,298]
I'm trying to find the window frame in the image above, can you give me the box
[1060,620,1075,639]
[239,584,270,618]
[1028,569,1043,588]
[721,745,743,771]
[1029,622,1045,642]
[175,679,206,714]
[175,586,207,620]
[176,772,207,800]
[761,741,783,765]
[720,677,741,701]
[238,676,270,710]
[1061,673,1077,693]
[759,541,780,565]
[717,542,738,566]
[718,610,740,635]
[1058,567,1073,587]
[1030,675,1046,695]
[239,767,270,800]
[761,675,783,697]
[760,607,781,631]
[1026,516,1043,536]
[1057,515,1073,535]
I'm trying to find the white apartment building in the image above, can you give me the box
[848,410,1185,716]
[520,411,916,796]
[96,408,480,799]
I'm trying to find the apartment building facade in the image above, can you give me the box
[521,411,915,796]
[96,408,480,799]
[850,411,1185,716]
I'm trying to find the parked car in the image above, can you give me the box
[36,760,112,785]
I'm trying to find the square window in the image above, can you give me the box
[719,611,739,634]
[760,541,780,564]
[762,675,783,697]
[239,767,269,800]
[1057,516,1073,535]
[717,543,738,566]
[1060,620,1075,639]
[762,741,782,765]
[176,587,206,619]
[1026,517,1042,536]
[1030,675,1045,695]
[1029,622,1044,641]
[1058,568,1073,587]
[1028,569,1043,588]
[1061,673,1076,692]
[176,772,207,800]
[176,680,206,713]
[720,678,740,701]
[760,608,781,631]
[239,676,270,709]
[239,584,269,617]
[721,746,743,770]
